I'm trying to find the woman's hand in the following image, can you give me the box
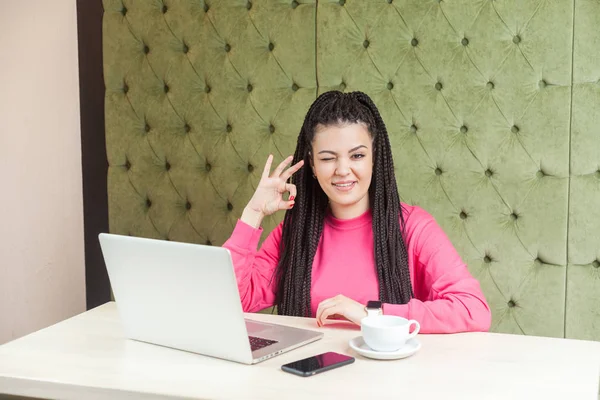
[241,155,304,227]
[315,295,368,327]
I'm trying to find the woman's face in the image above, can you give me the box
[310,123,374,219]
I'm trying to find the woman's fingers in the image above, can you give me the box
[272,155,294,178]
[316,297,338,326]
[261,154,274,180]
[287,184,297,202]
[255,154,298,216]
[280,160,305,182]
[279,200,294,210]
[277,183,296,210]
[318,304,344,327]
[279,183,296,200]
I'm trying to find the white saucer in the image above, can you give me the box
[348,336,421,360]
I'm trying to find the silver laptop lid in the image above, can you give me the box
[98,233,255,364]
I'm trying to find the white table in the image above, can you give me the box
[0,302,598,400]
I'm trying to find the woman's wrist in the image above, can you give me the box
[241,207,265,229]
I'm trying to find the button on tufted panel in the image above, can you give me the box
[318,0,573,338]
[565,0,600,341]
[104,0,317,247]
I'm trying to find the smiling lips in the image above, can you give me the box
[332,181,356,192]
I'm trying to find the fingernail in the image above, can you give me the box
[290,196,295,201]
[289,204,294,209]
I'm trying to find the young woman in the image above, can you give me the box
[222,91,491,333]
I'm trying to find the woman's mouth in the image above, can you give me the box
[332,181,356,192]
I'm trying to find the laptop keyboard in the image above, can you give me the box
[248,336,278,351]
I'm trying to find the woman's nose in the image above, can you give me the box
[335,159,350,176]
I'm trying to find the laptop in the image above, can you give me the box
[98,233,323,364]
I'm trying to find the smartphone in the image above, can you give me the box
[281,352,355,377]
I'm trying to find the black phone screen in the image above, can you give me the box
[281,352,355,376]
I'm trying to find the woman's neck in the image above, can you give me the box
[329,196,370,220]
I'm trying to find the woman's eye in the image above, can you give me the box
[320,158,334,162]
[352,153,365,159]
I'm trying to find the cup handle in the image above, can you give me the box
[407,320,420,339]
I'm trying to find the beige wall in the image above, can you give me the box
[0,0,86,344]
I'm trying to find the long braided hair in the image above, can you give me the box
[275,90,413,316]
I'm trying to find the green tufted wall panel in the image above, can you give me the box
[103,0,317,246]
[103,0,599,340]
[567,0,600,341]
[318,0,572,338]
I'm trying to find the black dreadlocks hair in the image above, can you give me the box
[275,90,413,316]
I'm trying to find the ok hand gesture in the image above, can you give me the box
[242,155,304,227]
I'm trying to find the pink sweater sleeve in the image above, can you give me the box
[383,208,492,334]
[221,220,283,313]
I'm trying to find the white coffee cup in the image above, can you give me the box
[361,315,420,352]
